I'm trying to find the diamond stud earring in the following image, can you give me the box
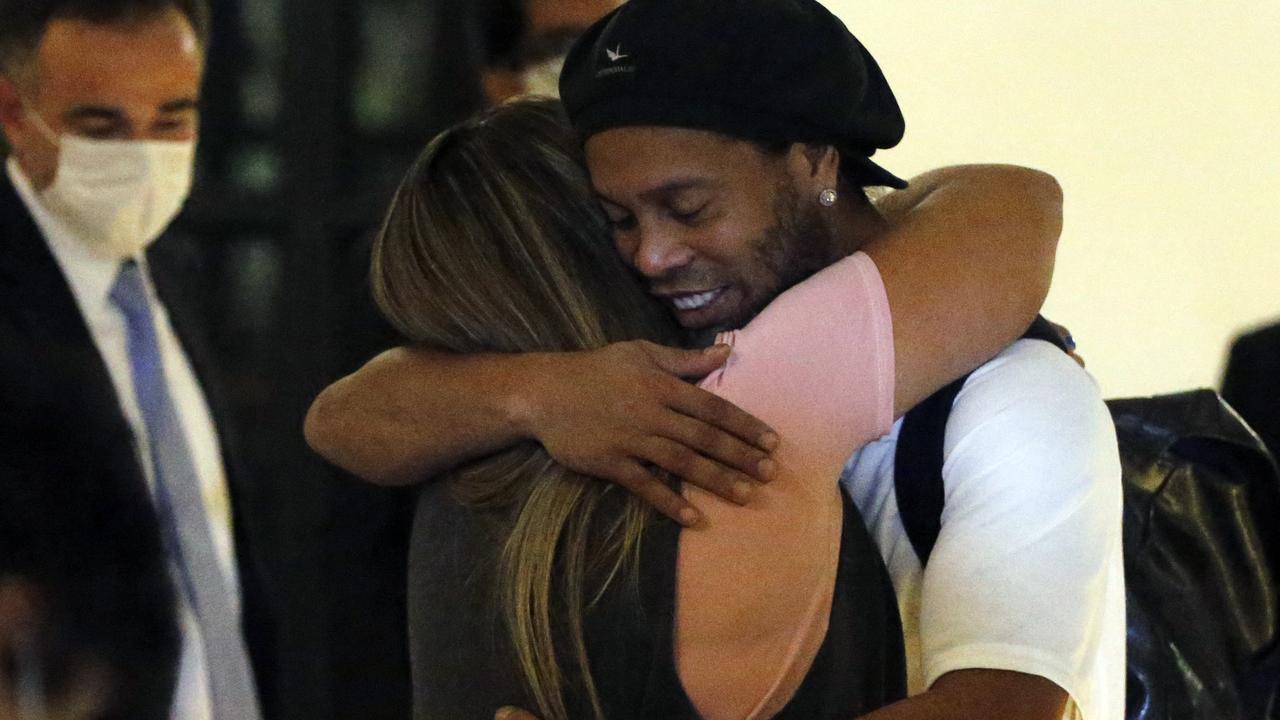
[819,188,838,207]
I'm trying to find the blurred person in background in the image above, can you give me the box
[1222,321,1280,461]
[480,0,619,103]
[0,409,180,720]
[0,0,275,717]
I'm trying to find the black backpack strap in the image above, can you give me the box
[1022,314,1071,353]
[894,374,967,567]
[894,315,1068,567]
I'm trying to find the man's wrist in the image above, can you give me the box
[497,351,557,443]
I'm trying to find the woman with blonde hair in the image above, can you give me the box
[359,97,1060,720]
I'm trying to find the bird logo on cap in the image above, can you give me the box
[606,45,629,62]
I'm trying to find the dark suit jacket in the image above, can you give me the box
[0,170,281,717]
[1223,322,1280,464]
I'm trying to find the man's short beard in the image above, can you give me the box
[739,180,839,324]
[682,180,844,348]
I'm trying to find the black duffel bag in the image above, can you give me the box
[895,317,1280,719]
[1111,391,1280,719]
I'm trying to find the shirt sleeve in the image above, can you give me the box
[919,340,1126,720]
[700,251,896,463]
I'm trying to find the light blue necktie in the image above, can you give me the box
[111,260,262,720]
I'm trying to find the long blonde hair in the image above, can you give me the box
[371,98,679,720]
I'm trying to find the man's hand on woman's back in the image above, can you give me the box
[304,341,777,525]
[516,341,778,525]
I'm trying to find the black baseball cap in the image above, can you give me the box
[559,0,907,188]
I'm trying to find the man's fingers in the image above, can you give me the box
[660,412,776,482]
[631,340,777,453]
[610,459,701,527]
[668,382,778,452]
[636,436,756,505]
[1047,321,1076,352]
[642,341,732,381]
[1044,320,1084,366]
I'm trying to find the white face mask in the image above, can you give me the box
[26,107,196,260]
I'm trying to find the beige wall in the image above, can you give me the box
[826,1,1280,397]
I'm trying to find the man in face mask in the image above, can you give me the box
[0,1,270,718]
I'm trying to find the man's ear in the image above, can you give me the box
[790,143,842,193]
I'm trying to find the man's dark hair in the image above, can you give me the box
[0,0,210,77]
[750,139,876,204]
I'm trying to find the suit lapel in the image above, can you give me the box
[0,171,101,347]
[0,170,145,477]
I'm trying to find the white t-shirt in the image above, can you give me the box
[841,339,1127,720]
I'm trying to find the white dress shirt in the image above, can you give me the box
[8,158,242,720]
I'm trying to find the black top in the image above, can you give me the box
[408,480,906,719]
